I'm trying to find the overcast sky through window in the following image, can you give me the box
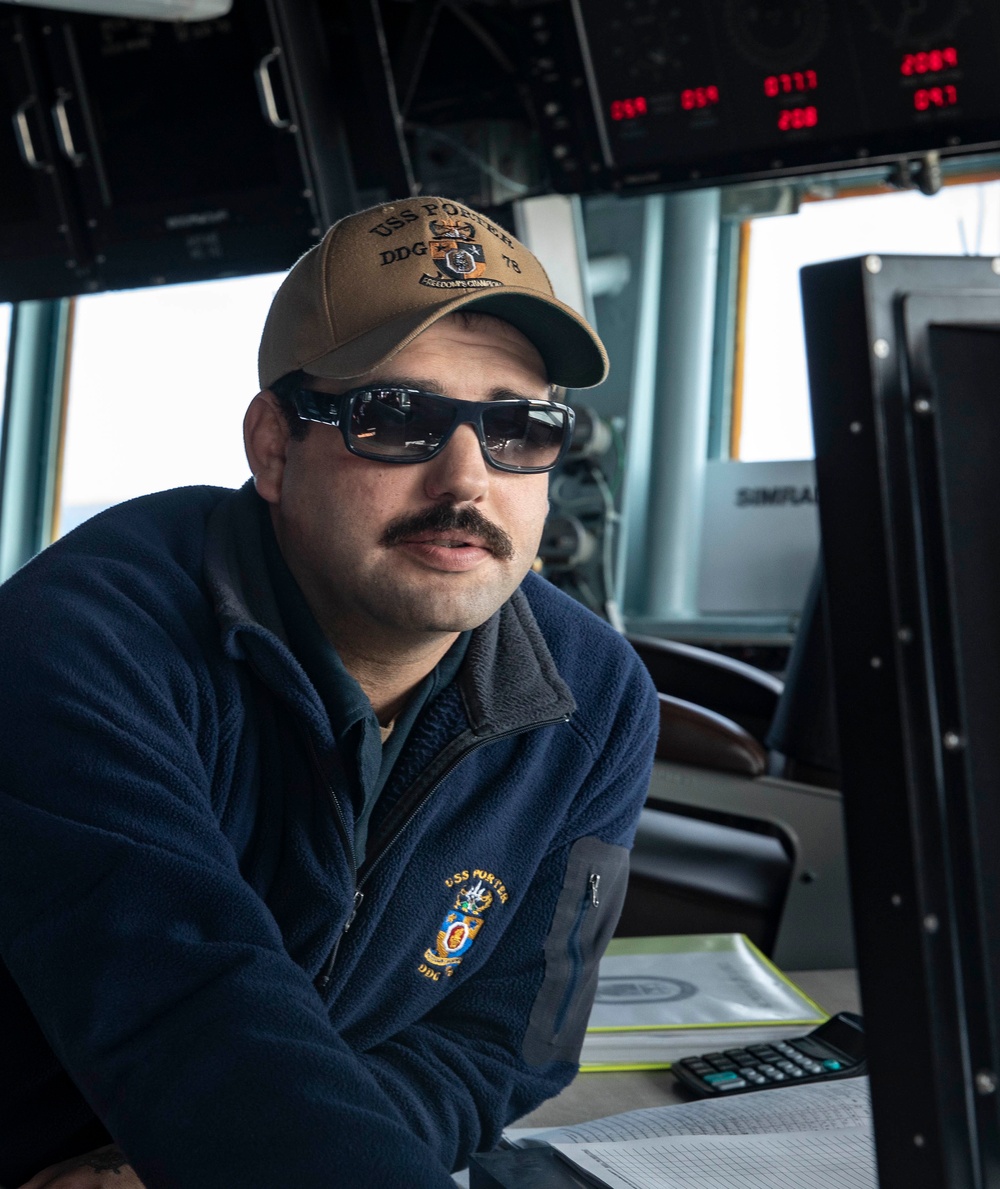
[741,180,1000,460]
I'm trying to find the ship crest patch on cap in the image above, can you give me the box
[419,218,503,291]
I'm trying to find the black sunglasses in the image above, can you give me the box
[277,381,575,474]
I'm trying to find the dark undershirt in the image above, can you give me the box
[259,504,469,866]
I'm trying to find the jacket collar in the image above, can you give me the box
[203,483,575,741]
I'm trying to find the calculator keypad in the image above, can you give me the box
[675,1038,851,1095]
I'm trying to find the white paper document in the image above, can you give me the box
[552,1126,877,1189]
[510,1076,871,1147]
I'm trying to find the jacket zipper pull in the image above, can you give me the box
[346,889,364,930]
[315,890,365,991]
[589,872,601,908]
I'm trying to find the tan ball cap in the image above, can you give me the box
[258,196,608,391]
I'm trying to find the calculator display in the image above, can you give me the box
[810,1012,866,1061]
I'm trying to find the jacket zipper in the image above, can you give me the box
[303,729,361,990]
[356,714,572,895]
[552,870,601,1036]
[312,713,570,989]
[315,889,363,989]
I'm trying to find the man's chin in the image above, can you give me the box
[375,574,524,635]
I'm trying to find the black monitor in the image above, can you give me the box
[801,254,1000,1187]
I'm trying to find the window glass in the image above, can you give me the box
[0,303,11,427]
[58,272,286,536]
[739,180,1000,461]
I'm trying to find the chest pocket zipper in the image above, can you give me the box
[552,871,601,1036]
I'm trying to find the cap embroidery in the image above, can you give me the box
[419,219,503,291]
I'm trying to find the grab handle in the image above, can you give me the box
[255,47,293,130]
[51,89,85,165]
[13,97,46,169]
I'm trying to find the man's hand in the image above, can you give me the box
[17,1146,145,1189]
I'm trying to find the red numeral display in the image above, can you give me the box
[914,85,958,110]
[777,105,818,131]
[610,96,648,121]
[764,70,817,97]
[901,47,958,75]
[680,85,720,110]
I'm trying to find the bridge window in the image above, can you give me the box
[0,304,10,424]
[57,272,285,536]
[735,178,1000,461]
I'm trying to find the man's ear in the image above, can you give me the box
[244,391,289,505]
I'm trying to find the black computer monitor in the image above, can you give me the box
[801,254,1000,1188]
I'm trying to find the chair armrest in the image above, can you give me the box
[628,634,783,743]
[657,692,768,777]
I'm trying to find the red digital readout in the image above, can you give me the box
[778,105,818,131]
[680,85,719,110]
[610,96,648,121]
[901,47,958,75]
[914,85,958,110]
[764,70,817,97]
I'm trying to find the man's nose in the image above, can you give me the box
[422,423,490,503]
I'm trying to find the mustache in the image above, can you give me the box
[380,504,515,561]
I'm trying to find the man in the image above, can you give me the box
[0,198,659,1188]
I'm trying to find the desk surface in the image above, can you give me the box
[514,968,861,1129]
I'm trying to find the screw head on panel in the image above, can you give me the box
[914,1135,926,1148]
[850,421,863,434]
[873,339,890,358]
[891,893,903,907]
[943,731,964,751]
[865,254,882,273]
[898,626,913,643]
[914,398,932,415]
[992,258,1000,275]
[924,913,940,933]
[975,1071,998,1096]
[870,656,883,669]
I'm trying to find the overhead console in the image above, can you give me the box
[523,0,1000,193]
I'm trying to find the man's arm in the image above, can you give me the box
[0,562,462,1189]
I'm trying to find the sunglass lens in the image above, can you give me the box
[483,405,568,469]
[348,389,454,459]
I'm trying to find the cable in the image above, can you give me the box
[587,461,624,632]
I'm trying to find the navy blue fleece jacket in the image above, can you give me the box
[0,483,658,1188]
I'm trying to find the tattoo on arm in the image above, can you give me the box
[83,1147,130,1174]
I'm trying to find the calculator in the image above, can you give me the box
[671,1011,866,1097]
